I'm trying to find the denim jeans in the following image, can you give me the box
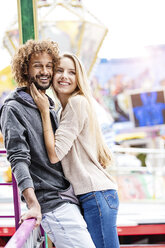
[41,203,95,248]
[78,190,120,248]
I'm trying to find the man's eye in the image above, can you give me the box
[34,64,42,68]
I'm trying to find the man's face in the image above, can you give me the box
[28,52,54,90]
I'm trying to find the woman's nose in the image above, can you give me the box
[61,71,68,78]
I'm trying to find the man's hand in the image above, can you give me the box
[21,188,42,228]
[19,205,42,228]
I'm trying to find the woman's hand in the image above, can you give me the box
[30,83,59,163]
[30,83,49,114]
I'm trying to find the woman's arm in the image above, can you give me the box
[30,83,59,163]
[31,84,88,162]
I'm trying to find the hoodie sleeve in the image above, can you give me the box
[0,105,34,193]
[55,95,88,160]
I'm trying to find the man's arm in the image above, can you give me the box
[0,105,41,226]
[20,188,42,227]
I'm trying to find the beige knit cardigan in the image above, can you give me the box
[55,95,117,195]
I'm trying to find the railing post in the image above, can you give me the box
[12,174,21,230]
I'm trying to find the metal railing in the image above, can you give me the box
[5,218,45,248]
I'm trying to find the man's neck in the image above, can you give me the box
[25,87,31,95]
[26,85,46,95]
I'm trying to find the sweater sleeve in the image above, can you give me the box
[0,105,34,192]
[55,95,88,160]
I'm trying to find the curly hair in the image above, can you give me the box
[11,39,60,86]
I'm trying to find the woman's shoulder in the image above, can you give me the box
[69,94,88,106]
[67,95,89,116]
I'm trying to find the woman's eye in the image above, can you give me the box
[70,71,75,75]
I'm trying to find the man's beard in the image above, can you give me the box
[28,75,53,90]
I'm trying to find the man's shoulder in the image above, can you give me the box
[3,97,20,109]
[2,88,19,106]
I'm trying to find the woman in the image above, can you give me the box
[30,53,120,248]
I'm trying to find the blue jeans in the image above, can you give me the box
[78,190,120,248]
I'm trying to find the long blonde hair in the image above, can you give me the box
[54,53,112,168]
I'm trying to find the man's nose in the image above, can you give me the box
[41,66,49,74]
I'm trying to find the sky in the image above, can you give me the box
[1,0,165,71]
[84,0,165,57]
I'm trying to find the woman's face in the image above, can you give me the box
[53,57,78,98]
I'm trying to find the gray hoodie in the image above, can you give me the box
[0,87,78,213]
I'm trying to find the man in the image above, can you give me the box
[0,40,95,248]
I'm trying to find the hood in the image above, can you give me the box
[2,87,55,110]
[0,87,55,131]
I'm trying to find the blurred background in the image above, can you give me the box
[1,0,165,246]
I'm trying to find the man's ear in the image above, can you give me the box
[24,64,28,75]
